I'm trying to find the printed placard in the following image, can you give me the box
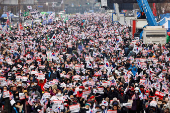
[0,77,6,81]
[19,93,25,100]
[53,100,63,105]
[107,110,117,113]
[97,87,104,94]
[43,93,50,98]
[26,60,32,64]
[83,90,91,95]
[21,77,28,81]
[39,65,45,69]
[37,75,45,79]
[3,91,10,98]
[10,99,16,106]
[69,104,80,112]
[16,76,22,81]
[122,103,132,109]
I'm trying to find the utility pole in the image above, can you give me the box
[19,0,21,23]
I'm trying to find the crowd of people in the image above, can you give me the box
[0,13,170,113]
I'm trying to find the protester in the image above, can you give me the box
[0,12,170,113]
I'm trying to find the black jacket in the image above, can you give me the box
[108,90,119,100]
[50,71,60,80]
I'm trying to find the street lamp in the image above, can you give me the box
[46,2,49,11]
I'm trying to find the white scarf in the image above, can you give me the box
[15,104,23,113]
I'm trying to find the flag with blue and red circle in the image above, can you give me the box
[52,53,55,56]
[106,62,109,67]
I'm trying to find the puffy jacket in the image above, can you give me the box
[128,65,138,76]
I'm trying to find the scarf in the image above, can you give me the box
[15,104,23,113]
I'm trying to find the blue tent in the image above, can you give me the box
[46,11,53,15]
[1,14,7,18]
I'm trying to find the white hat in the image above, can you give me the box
[135,87,139,91]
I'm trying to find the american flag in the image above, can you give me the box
[9,94,14,100]
[44,99,48,109]
[143,95,147,100]
[28,97,33,105]
[162,85,168,91]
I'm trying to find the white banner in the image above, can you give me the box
[3,91,10,98]
[69,104,80,112]
[43,93,50,98]
[19,93,25,100]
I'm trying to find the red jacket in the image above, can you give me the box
[76,91,83,98]
[37,79,46,91]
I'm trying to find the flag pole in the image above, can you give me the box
[148,64,151,89]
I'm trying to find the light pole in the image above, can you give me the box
[46,2,49,12]
[19,0,21,23]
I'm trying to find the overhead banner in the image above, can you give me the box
[101,0,107,7]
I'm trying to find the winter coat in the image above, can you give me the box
[37,79,46,91]
[28,90,41,98]
[107,90,119,100]
[131,93,142,111]
[128,65,138,76]
[50,71,60,80]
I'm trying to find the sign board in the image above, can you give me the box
[38,6,43,8]
[137,12,141,18]
[69,104,80,112]
[3,91,10,98]
[112,13,118,22]
[119,14,125,25]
